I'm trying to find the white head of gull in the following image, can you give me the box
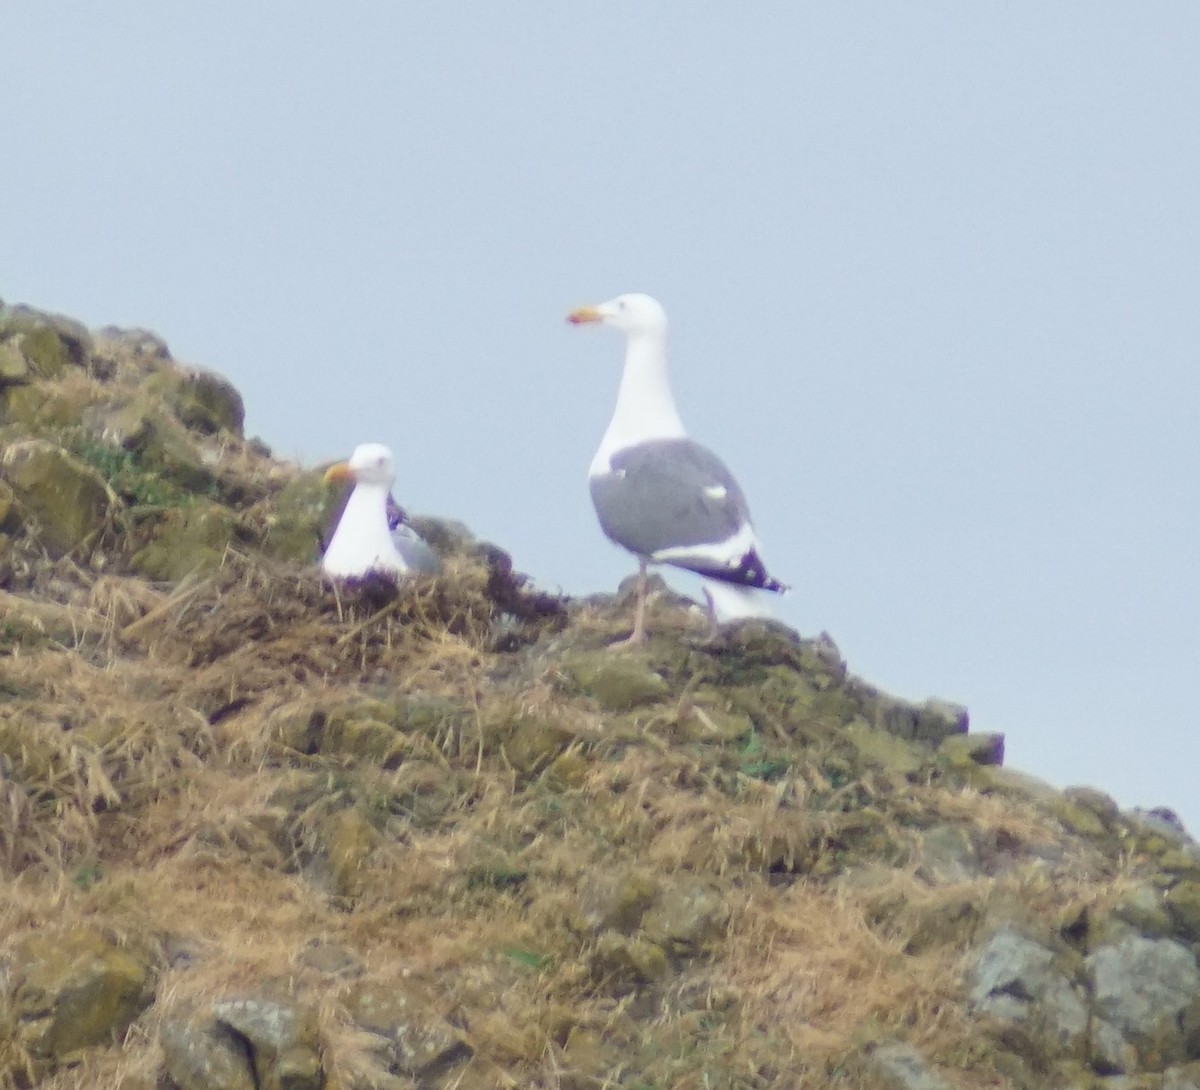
[568,293,787,645]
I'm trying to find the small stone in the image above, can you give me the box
[844,721,927,776]
[1109,884,1173,941]
[1051,798,1111,839]
[1063,785,1121,824]
[915,823,981,884]
[505,715,575,773]
[130,503,242,582]
[95,326,172,361]
[1090,1016,1139,1075]
[968,928,1087,1054]
[323,808,380,898]
[0,339,29,384]
[1164,1061,1200,1090]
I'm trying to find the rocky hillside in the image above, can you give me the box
[0,298,1198,1090]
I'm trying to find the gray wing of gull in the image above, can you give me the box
[589,438,752,559]
[391,522,440,575]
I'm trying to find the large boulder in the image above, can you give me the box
[161,997,323,1090]
[0,303,91,380]
[159,367,246,437]
[968,928,1088,1057]
[1086,935,1200,1070]
[8,927,155,1065]
[0,438,116,555]
[130,502,243,581]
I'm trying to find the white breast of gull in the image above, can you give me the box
[321,442,419,579]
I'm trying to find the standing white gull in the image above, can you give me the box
[321,443,439,579]
[567,293,787,644]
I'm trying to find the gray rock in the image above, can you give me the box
[916,823,981,884]
[865,1041,954,1090]
[848,684,968,745]
[1063,785,1120,825]
[1089,1016,1139,1075]
[211,997,322,1090]
[0,303,91,377]
[968,929,1087,1052]
[1087,934,1200,1068]
[160,1014,256,1090]
[1164,1062,1200,1090]
[643,880,728,953]
[347,981,470,1079]
[1166,881,1200,943]
[1109,884,1174,942]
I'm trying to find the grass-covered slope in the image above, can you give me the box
[0,299,1198,1090]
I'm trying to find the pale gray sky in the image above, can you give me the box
[4,5,1198,829]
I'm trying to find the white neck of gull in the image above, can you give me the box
[323,480,405,577]
[589,329,686,477]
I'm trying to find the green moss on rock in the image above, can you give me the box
[1165,881,1200,942]
[173,368,246,436]
[589,934,668,993]
[10,928,155,1062]
[560,653,670,712]
[845,721,927,775]
[0,339,29,384]
[130,502,242,581]
[505,715,576,774]
[0,438,115,555]
[323,808,380,898]
[261,470,328,563]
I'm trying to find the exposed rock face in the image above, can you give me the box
[1086,935,1200,1070]
[969,928,1089,1056]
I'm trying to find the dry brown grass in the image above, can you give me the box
[0,535,1157,1090]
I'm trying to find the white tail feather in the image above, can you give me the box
[701,579,775,623]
